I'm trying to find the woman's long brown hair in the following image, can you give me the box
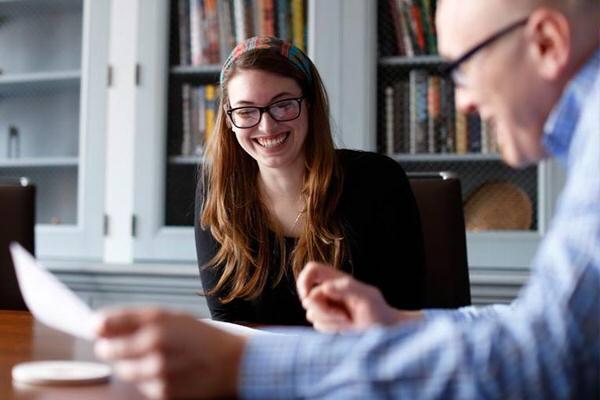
[200,49,346,302]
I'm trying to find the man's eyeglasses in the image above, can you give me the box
[226,97,304,129]
[441,17,529,87]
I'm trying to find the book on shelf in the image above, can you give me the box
[189,0,205,65]
[393,80,410,153]
[385,86,394,155]
[291,0,305,51]
[386,0,438,57]
[217,0,236,64]
[455,111,468,154]
[204,85,217,145]
[467,113,481,153]
[409,69,428,153]
[408,0,426,54]
[427,74,440,153]
[276,0,291,42]
[194,85,205,156]
[181,84,192,156]
[419,0,437,54]
[387,0,407,56]
[180,83,218,156]
[384,69,495,156]
[438,75,454,153]
[260,0,276,36]
[178,0,191,65]
[203,0,220,64]
[177,0,307,66]
[233,0,253,45]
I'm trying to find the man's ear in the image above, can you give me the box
[527,8,571,81]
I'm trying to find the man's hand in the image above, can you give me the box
[93,308,247,400]
[297,262,422,333]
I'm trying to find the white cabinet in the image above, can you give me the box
[121,0,314,262]
[373,0,566,269]
[0,0,110,260]
[113,0,563,269]
[12,0,560,271]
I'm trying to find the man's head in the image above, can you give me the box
[436,0,600,167]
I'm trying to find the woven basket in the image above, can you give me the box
[464,181,533,231]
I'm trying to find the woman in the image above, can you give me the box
[196,36,425,326]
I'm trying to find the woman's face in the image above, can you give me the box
[226,69,309,172]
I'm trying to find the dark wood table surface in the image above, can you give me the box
[0,310,147,399]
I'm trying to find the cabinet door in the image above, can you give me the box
[133,0,310,262]
[0,0,110,259]
[375,0,564,269]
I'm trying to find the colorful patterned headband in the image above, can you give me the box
[220,36,313,87]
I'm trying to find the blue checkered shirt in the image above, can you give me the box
[239,49,600,399]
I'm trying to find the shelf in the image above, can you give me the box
[0,0,82,14]
[170,65,221,76]
[0,157,78,167]
[0,70,80,94]
[379,55,444,67]
[168,156,203,165]
[392,153,502,162]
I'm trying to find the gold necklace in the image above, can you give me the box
[291,210,304,230]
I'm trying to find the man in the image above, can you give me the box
[94,0,599,398]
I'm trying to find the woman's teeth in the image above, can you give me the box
[256,132,289,148]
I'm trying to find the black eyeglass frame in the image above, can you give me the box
[226,96,305,129]
[440,17,529,83]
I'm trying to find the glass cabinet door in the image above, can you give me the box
[0,0,109,260]
[376,0,561,268]
[134,0,308,262]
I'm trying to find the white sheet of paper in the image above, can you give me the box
[202,319,270,336]
[10,243,95,340]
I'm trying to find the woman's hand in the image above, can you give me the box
[297,262,422,333]
[93,308,247,400]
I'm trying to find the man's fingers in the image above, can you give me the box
[94,308,165,337]
[312,319,353,333]
[297,262,348,299]
[320,277,356,300]
[303,285,352,331]
[305,299,349,325]
[95,324,167,361]
[112,350,191,383]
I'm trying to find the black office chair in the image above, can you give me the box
[0,178,35,311]
[408,172,471,308]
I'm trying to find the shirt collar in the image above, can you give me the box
[543,48,600,164]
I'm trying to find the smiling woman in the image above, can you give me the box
[195,36,426,326]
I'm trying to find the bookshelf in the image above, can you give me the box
[164,0,308,226]
[130,0,309,261]
[125,0,561,268]
[0,0,109,259]
[376,0,567,269]
[378,0,539,230]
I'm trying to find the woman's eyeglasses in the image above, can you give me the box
[226,97,305,129]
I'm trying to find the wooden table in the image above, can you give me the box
[0,310,147,399]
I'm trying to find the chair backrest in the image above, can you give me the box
[408,172,471,308]
[0,178,35,311]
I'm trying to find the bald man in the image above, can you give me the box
[93,1,599,398]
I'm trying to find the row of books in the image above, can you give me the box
[177,0,307,66]
[387,0,437,57]
[383,70,498,155]
[181,83,218,156]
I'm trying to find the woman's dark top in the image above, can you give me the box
[195,149,425,326]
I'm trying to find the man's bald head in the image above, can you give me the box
[437,0,600,73]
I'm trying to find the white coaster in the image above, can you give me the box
[12,361,111,386]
